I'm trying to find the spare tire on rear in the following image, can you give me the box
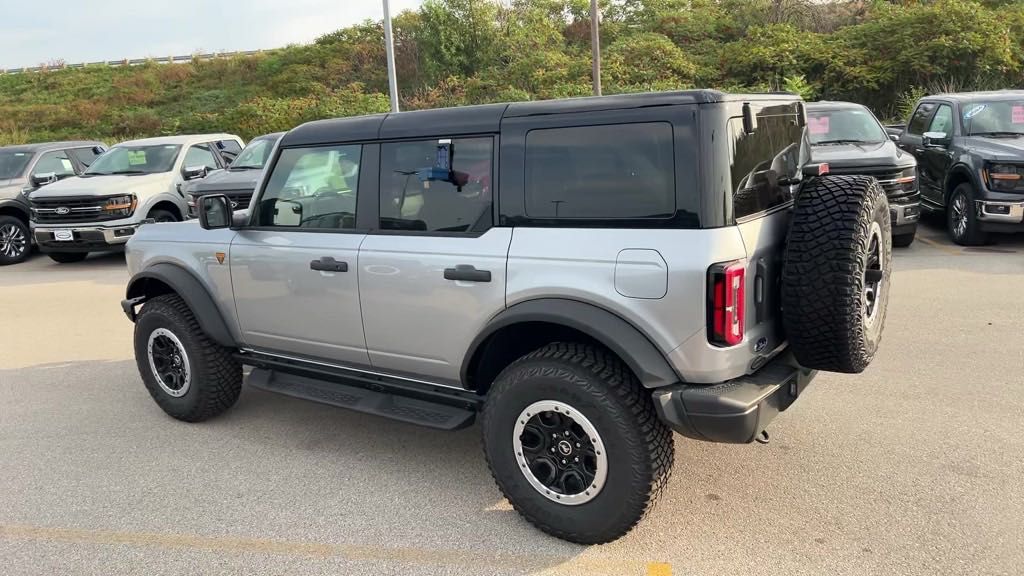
[781,175,891,374]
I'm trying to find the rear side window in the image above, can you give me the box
[524,123,675,219]
[729,104,806,219]
[907,103,937,135]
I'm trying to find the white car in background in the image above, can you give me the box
[29,134,243,263]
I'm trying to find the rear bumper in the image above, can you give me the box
[652,352,817,444]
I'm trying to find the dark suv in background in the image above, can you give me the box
[0,140,107,265]
[894,91,1024,245]
[185,132,283,218]
[806,102,919,246]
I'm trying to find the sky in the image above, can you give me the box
[0,0,424,70]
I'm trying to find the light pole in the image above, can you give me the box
[590,0,601,96]
[383,0,400,112]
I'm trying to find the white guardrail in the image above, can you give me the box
[1,50,269,75]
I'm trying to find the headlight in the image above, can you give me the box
[103,194,137,217]
[984,163,1024,191]
[894,166,917,192]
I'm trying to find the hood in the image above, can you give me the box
[185,168,262,194]
[810,140,914,169]
[29,172,174,199]
[960,136,1024,162]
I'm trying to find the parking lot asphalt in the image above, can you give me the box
[2,217,1023,576]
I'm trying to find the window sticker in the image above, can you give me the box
[808,115,830,135]
[1012,105,1024,124]
[963,105,986,119]
[127,151,147,165]
[61,159,74,172]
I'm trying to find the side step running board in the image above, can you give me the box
[247,368,476,431]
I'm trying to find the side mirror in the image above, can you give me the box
[30,172,58,188]
[198,194,232,230]
[889,134,900,142]
[183,165,209,181]
[922,131,950,148]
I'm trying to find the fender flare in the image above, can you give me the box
[0,197,31,222]
[943,164,982,200]
[124,263,237,347]
[462,298,681,389]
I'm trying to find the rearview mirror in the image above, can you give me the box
[30,172,58,188]
[91,146,106,156]
[922,131,950,148]
[198,194,232,230]
[183,165,208,181]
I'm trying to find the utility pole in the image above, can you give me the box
[383,0,400,112]
[590,0,601,96]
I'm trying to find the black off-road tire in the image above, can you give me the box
[947,183,988,246]
[782,175,892,374]
[48,252,88,264]
[133,294,241,422]
[481,342,674,544]
[0,215,31,265]
[148,208,179,223]
[892,232,916,248]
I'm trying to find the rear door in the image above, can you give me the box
[230,143,372,366]
[899,102,940,203]
[357,135,509,385]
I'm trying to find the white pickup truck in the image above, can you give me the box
[30,134,243,263]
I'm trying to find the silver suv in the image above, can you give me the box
[122,91,892,544]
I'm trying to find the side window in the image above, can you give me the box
[183,144,219,170]
[32,151,76,178]
[69,146,103,168]
[524,123,675,219]
[928,104,953,135]
[907,103,937,135]
[217,140,243,164]
[379,137,493,232]
[729,104,807,219]
[253,145,361,229]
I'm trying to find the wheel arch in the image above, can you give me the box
[462,298,680,394]
[147,200,183,221]
[125,263,237,347]
[944,164,980,203]
[0,200,30,225]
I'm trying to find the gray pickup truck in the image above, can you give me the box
[122,91,891,544]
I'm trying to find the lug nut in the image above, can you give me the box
[561,459,567,464]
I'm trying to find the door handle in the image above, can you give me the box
[310,257,348,272]
[444,264,491,283]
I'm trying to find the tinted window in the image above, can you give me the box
[524,123,675,219]
[254,145,361,229]
[217,140,243,163]
[69,146,103,168]
[379,137,493,232]
[907,102,937,135]
[184,144,219,170]
[32,151,76,177]
[928,105,954,135]
[729,104,807,219]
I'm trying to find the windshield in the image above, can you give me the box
[961,101,1024,136]
[807,108,887,145]
[230,137,276,170]
[0,150,33,179]
[85,144,182,175]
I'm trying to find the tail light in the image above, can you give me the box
[708,260,746,347]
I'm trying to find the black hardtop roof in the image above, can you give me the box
[0,140,106,154]
[924,90,1024,103]
[282,90,800,147]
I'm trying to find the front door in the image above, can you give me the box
[918,103,955,206]
[231,143,370,366]
[358,136,510,385]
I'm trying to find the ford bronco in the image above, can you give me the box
[122,91,892,543]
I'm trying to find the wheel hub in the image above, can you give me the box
[147,328,192,397]
[0,223,27,258]
[864,221,885,325]
[952,194,968,238]
[513,400,608,506]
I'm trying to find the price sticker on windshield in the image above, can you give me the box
[1012,105,1024,124]
[127,150,147,165]
[808,115,830,135]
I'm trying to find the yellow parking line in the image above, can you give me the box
[914,235,961,256]
[0,524,666,575]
